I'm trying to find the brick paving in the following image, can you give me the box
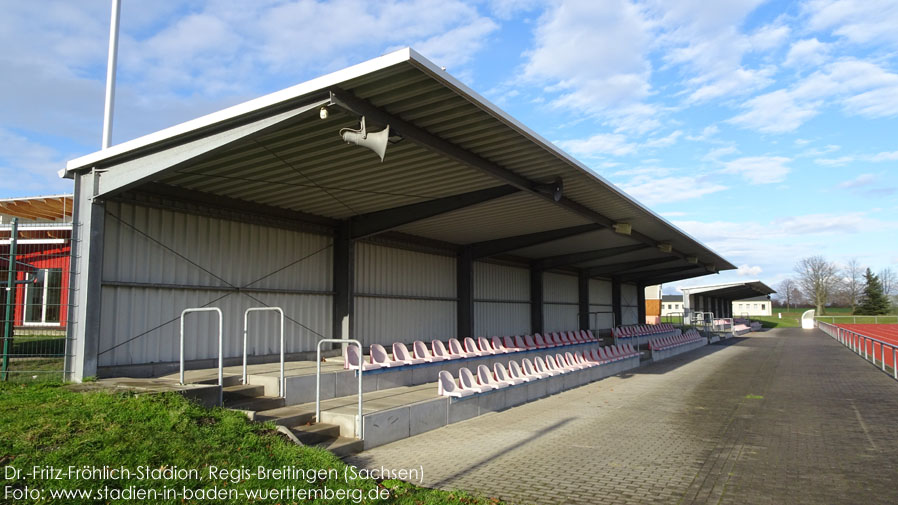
[348,328,898,504]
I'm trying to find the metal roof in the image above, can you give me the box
[680,281,776,300]
[64,48,735,284]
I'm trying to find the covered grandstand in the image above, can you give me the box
[61,48,739,448]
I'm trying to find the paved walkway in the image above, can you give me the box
[348,329,898,504]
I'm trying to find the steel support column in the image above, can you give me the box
[68,171,106,381]
[612,276,622,328]
[530,268,544,335]
[332,221,354,342]
[578,270,589,331]
[457,247,474,339]
[637,282,646,324]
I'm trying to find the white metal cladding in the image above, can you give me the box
[544,304,578,333]
[544,272,578,303]
[354,298,456,345]
[103,201,332,290]
[98,287,331,367]
[99,202,334,366]
[353,242,455,345]
[622,283,638,307]
[473,262,530,337]
[588,305,615,330]
[354,242,455,297]
[473,302,529,337]
[473,262,529,301]
[622,283,639,325]
[589,279,612,305]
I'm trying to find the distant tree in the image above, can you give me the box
[880,267,896,296]
[856,268,891,315]
[776,278,798,309]
[842,258,864,313]
[795,256,841,315]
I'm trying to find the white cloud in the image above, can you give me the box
[839,173,876,188]
[871,151,898,161]
[642,130,683,149]
[783,38,830,67]
[804,0,898,46]
[737,264,763,276]
[557,133,637,158]
[702,146,739,162]
[617,175,728,205]
[0,128,73,195]
[729,59,898,132]
[815,156,855,166]
[721,156,791,184]
[522,0,656,131]
[687,124,720,142]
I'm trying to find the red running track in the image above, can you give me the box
[836,324,898,371]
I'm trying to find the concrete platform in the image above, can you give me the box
[650,338,707,362]
[350,329,898,505]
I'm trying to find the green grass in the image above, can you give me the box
[0,382,501,504]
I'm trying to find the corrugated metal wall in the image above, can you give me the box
[100,201,333,367]
[473,262,529,337]
[353,242,456,345]
[622,283,638,325]
[543,272,578,332]
[588,278,613,329]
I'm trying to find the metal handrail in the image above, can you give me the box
[316,339,364,440]
[817,320,897,380]
[180,307,223,405]
[243,307,285,397]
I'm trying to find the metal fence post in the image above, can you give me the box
[1,218,18,381]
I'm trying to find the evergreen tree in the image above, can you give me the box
[855,268,891,315]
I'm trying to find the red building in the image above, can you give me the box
[1,195,73,334]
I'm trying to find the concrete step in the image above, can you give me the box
[317,436,364,458]
[224,395,285,412]
[288,423,341,446]
[222,384,265,401]
[254,405,316,426]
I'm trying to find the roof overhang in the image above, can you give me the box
[63,48,735,281]
[681,281,776,301]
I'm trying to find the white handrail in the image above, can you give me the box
[818,320,897,380]
[316,339,363,440]
[179,307,223,405]
[243,307,285,397]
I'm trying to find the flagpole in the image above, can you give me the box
[101,0,121,149]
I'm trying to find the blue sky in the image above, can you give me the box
[2,0,897,292]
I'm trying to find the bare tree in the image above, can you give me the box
[776,278,797,309]
[843,258,864,313]
[795,256,841,315]
[880,267,896,296]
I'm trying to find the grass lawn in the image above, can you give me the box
[0,382,501,504]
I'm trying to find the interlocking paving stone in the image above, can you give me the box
[348,329,898,504]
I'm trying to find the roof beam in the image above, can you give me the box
[532,244,649,270]
[644,269,715,286]
[328,88,702,261]
[468,224,603,259]
[350,185,519,240]
[587,256,682,277]
[623,266,711,283]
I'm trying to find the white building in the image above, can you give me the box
[660,294,772,317]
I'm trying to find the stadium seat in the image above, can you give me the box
[522,358,550,379]
[414,340,446,363]
[438,370,473,398]
[535,356,561,377]
[494,363,526,386]
[533,333,550,349]
[432,339,453,360]
[546,355,570,374]
[449,338,476,358]
[370,344,404,367]
[503,335,519,352]
[344,345,383,371]
[523,334,539,349]
[493,336,511,353]
[393,342,426,365]
[478,364,509,389]
[508,360,532,382]
[459,367,495,393]
[465,337,490,357]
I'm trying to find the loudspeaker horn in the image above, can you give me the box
[340,116,390,162]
